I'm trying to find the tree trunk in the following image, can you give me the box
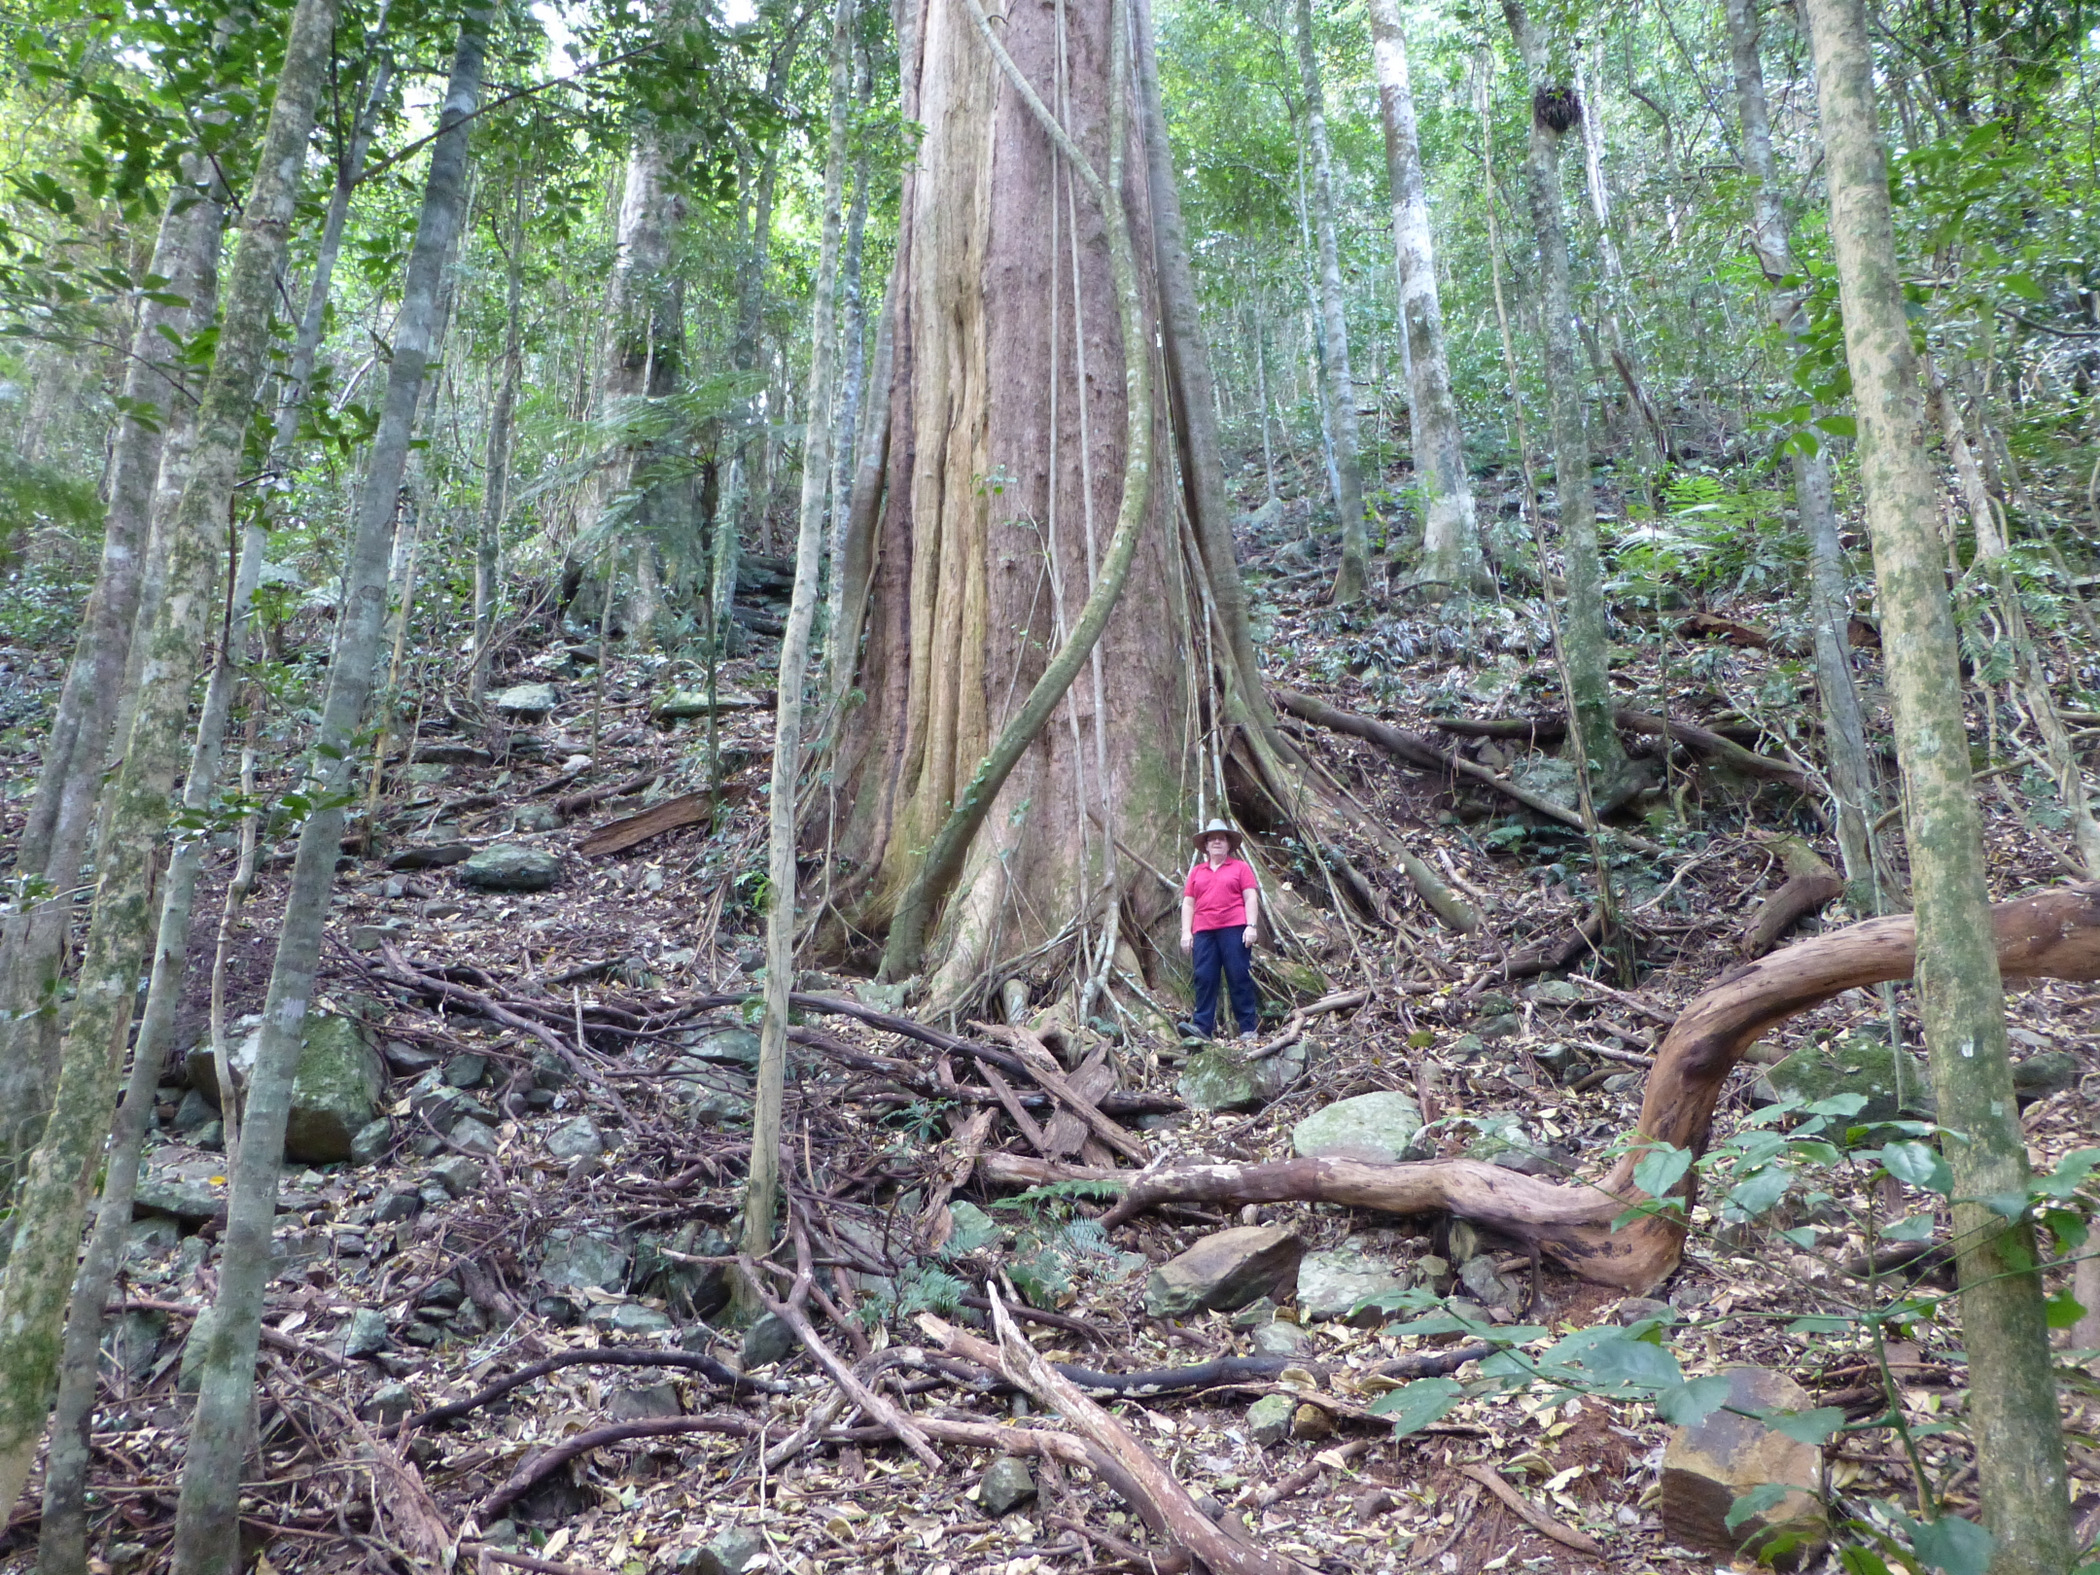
[0,165,224,1192]
[1291,0,1368,605]
[823,24,873,669]
[1801,0,2073,1564]
[1366,0,1479,598]
[473,177,526,705]
[0,0,337,1518]
[1501,0,1625,790]
[167,11,483,1568]
[743,0,857,1298]
[827,0,1188,1000]
[1722,0,1878,893]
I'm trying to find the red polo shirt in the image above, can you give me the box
[1185,857,1257,933]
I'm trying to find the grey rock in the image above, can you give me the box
[1510,755,1579,811]
[414,742,493,766]
[740,1313,796,1368]
[403,763,453,786]
[429,1155,485,1198]
[1177,1039,1307,1113]
[511,801,562,833]
[421,1278,465,1310]
[350,1119,393,1166]
[177,1306,219,1392]
[1247,1393,1295,1447]
[343,1308,390,1359]
[459,844,562,892]
[665,1056,754,1125]
[608,1382,683,1421]
[1458,1254,1521,1312]
[349,920,410,952]
[945,1202,1005,1253]
[537,1227,630,1293]
[364,1383,416,1424]
[1251,1321,1310,1357]
[1476,1013,1523,1042]
[400,1322,443,1347]
[678,1026,763,1065]
[588,1302,674,1336]
[104,1310,166,1379]
[676,1528,766,1575]
[1144,1225,1304,1319]
[1759,1036,1934,1125]
[652,687,767,720]
[981,1457,1038,1516]
[2014,1051,2080,1100]
[442,1054,489,1088]
[135,1172,224,1228]
[372,1190,420,1224]
[192,1012,388,1164]
[1527,978,1583,1006]
[446,1118,500,1157]
[546,1115,605,1162]
[127,1216,181,1256]
[1297,1242,1408,1322]
[172,1088,215,1134]
[385,842,473,870]
[1291,1091,1424,1164]
[1412,1255,1454,1295]
[1230,1297,1278,1330]
[383,1039,442,1075]
[193,1120,224,1151]
[493,682,560,719]
[106,1545,148,1574]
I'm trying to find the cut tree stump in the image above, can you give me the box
[577,793,711,857]
[1101,885,2100,1293]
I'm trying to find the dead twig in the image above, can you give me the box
[1459,1462,1603,1555]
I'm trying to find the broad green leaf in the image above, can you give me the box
[1728,1164,1793,1217]
[1633,1143,1694,1198]
[1654,1373,1731,1426]
[1724,1482,1795,1533]
[1583,1333,1683,1390]
[1838,1550,1897,1575]
[2046,1289,2087,1329]
[1882,1213,1937,1243]
[1912,1514,1995,1575]
[1367,1376,1462,1438]
[1761,1406,1846,1446]
[1879,1141,1952,1195]
[1981,1189,2034,1220]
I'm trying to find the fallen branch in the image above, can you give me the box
[390,1346,779,1435]
[478,1416,769,1520]
[977,1023,1149,1164]
[576,792,711,857]
[1741,836,1844,958]
[1248,1439,1371,1511]
[1459,1462,1602,1555]
[1103,885,2100,1292]
[554,767,661,818]
[463,1544,613,1575]
[929,1302,1318,1575]
[1246,989,1369,1061]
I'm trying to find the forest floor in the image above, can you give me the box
[6,460,2100,1575]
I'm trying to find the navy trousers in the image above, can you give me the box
[1191,926,1259,1037]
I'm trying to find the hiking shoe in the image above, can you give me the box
[1177,1021,1209,1041]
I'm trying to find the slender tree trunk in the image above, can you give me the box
[0,0,338,1517]
[473,178,526,704]
[1133,0,1274,737]
[1366,0,1479,598]
[824,29,872,664]
[168,13,484,1569]
[744,0,858,1295]
[0,168,224,1191]
[1803,0,2073,1567]
[1722,0,1877,891]
[827,272,893,700]
[1501,0,1625,788]
[1291,0,1368,605]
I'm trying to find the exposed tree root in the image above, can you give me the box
[1102,885,2100,1293]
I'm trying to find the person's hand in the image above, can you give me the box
[1179,932,1193,954]
[1242,924,1257,945]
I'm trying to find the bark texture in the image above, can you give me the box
[1366,0,1479,597]
[827,0,1190,996]
[1501,0,1625,788]
[1292,0,1368,604]
[1802,0,2071,1563]
[745,0,856,1282]
[0,167,224,1189]
[168,12,484,1567]
[0,0,336,1516]
[1722,0,1877,891]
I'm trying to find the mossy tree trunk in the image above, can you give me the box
[0,0,339,1518]
[1366,0,1480,599]
[1501,0,1626,791]
[168,11,484,1568]
[1803,0,2073,1565]
[1291,0,1369,605]
[826,0,1204,1003]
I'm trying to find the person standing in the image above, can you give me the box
[1180,819,1261,1040]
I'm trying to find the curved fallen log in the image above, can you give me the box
[1103,885,2100,1293]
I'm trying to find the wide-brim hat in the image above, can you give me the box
[1192,818,1243,851]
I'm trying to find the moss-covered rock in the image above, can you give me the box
[1177,1038,1307,1112]
[1758,1036,1933,1125]
[193,1013,387,1164]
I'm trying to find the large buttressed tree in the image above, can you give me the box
[821,0,1214,1001]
